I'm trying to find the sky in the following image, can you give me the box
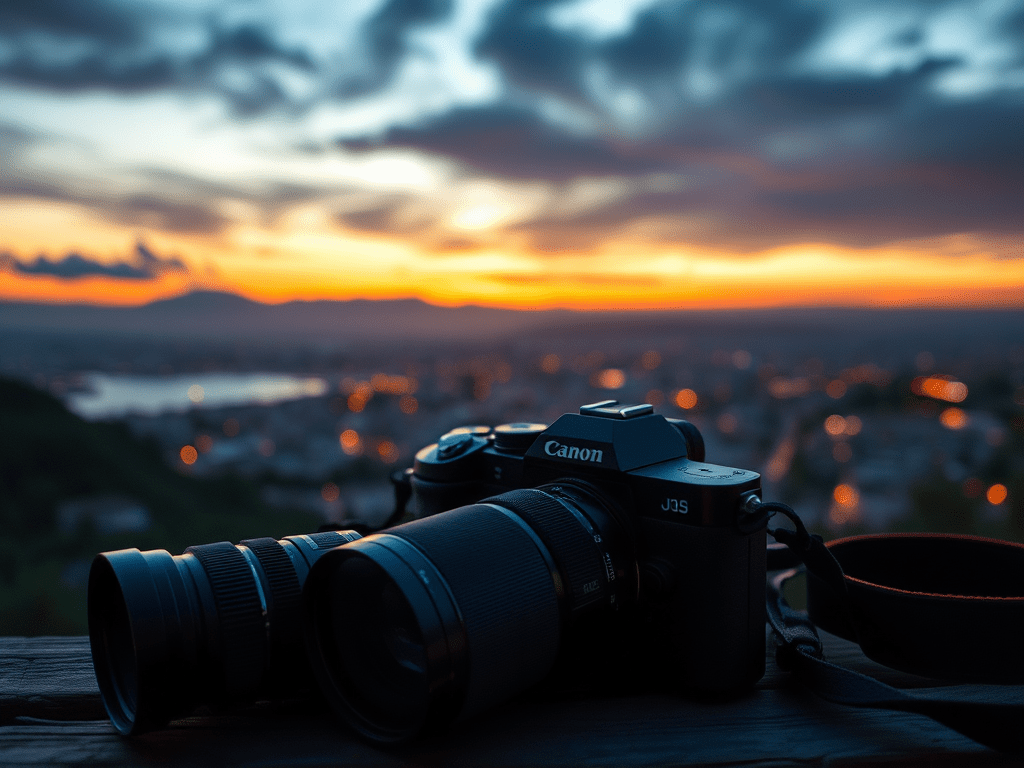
[1,0,1022,310]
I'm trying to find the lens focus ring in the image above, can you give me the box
[240,537,302,621]
[484,489,607,612]
[185,542,266,694]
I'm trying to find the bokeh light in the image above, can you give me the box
[940,407,969,429]
[912,376,968,403]
[675,388,698,409]
[824,415,847,436]
[340,429,362,455]
[645,389,664,406]
[180,445,198,465]
[987,484,1008,505]
[732,350,752,369]
[826,380,847,399]
[377,440,399,463]
[594,368,626,389]
[321,482,340,503]
[641,350,661,370]
[833,484,860,507]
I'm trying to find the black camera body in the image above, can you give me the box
[409,400,766,696]
[303,400,767,743]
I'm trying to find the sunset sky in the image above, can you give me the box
[1,0,1022,310]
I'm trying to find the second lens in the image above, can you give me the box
[304,484,633,743]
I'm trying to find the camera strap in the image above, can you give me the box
[759,502,1024,753]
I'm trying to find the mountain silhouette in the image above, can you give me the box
[0,290,569,343]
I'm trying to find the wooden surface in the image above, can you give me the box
[0,632,1019,767]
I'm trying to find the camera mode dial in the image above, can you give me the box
[494,422,547,453]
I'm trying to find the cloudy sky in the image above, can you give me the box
[1,0,1022,309]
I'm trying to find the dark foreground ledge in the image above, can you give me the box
[0,633,1017,767]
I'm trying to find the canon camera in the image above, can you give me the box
[303,400,768,743]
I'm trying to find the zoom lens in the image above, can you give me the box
[88,529,360,735]
[304,484,635,743]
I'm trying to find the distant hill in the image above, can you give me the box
[2,290,1024,354]
[0,291,572,343]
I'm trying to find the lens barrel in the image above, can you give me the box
[304,485,633,743]
[88,529,360,735]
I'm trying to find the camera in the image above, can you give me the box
[303,401,767,743]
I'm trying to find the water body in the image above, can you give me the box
[67,372,329,419]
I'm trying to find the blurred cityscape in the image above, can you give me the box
[2,306,1024,633]
[6,308,1024,534]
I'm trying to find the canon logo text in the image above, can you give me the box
[544,440,604,463]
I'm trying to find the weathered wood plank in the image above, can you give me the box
[0,633,1010,766]
[0,637,104,723]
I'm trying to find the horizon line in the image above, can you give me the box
[3,287,1024,314]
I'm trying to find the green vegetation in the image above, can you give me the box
[0,377,321,635]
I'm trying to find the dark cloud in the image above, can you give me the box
[334,0,455,98]
[502,142,1024,253]
[333,0,1022,252]
[3,0,1022,256]
[892,94,1024,175]
[6,241,188,281]
[1,0,459,110]
[335,195,438,236]
[191,23,318,116]
[340,105,664,180]
[0,156,338,237]
[337,197,417,235]
[0,2,317,116]
[0,122,42,146]
[137,168,330,216]
[0,123,41,168]
[103,195,229,235]
[750,57,962,119]
[196,25,315,71]
[474,0,827,107]
[0,0,172,91]
[0,53,178,93]
[0,0,148,45]
[0,174,231,236]
[474,0,589,103]
[599,0,822,90]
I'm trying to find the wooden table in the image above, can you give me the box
[0,633,1017,767]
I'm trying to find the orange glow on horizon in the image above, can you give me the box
[3,231,1024,311]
